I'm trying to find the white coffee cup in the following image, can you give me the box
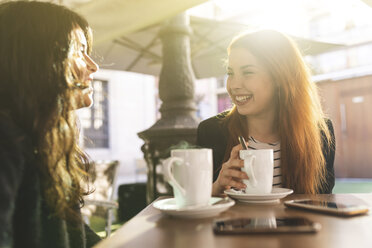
[162,148,213,208]
[239,149,273,194]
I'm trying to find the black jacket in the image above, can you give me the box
[196,114,335,194]
[0,115,101,248]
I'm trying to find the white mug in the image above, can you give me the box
[162,148,213,207]
[240,149,273,194]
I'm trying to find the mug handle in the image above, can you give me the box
[244,155,258,187]
[162,157,186,196]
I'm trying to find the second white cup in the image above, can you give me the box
[240,149,273,194]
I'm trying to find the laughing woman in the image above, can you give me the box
[0,1,100,247]
[197,30,335,196]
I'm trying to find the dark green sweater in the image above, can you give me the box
[0,115,101,248]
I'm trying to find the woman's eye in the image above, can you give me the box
[243,71,253,75]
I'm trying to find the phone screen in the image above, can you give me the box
[284,199,370,216]
[295,200,355,209]
[213,217,319,234]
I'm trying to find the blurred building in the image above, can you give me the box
[77,69,157,189]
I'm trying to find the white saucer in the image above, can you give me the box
[224,188,293,204]
[153,197,235,219]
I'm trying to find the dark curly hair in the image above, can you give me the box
[0,1,94,220]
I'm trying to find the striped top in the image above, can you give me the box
[247,136,282,188]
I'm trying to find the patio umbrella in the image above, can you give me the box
[74,0,209,45]
[92,16,344,79]
[362,0,372,8]
[9,0,344,78]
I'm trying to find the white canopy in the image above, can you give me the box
[66,0,343,78]
[74,0,209,45]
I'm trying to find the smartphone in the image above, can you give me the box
[284,199,370,216]
[213,217,321,234]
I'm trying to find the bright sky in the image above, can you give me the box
[188,0,372,44]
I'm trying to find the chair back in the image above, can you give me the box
[91,160,119,201]
[82,160,119,217]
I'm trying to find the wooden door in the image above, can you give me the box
[318,76,372,178]
[339,88,372,177]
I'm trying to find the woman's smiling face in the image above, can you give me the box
[226,47,277,118]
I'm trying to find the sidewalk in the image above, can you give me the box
[333,178,372,193]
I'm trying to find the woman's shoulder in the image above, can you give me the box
[0,113,25,144]
[197,111,230,147]
[198,111,229,130]
[0,113,28,167]
[0,113,29,199]
[324,118,334,131]
[321,118,335,139]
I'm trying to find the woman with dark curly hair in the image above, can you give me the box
[0,1,100,247]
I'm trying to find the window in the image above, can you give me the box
[217,93,232,113]
[80,79,109,148]
[216,75,227,89]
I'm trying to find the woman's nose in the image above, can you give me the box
[86,55,99,73]
[228,75,243,89]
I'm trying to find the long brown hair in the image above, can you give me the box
[0,1,93,220]
[222,30,332,194]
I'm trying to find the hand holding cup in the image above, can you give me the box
[212,144,249,195]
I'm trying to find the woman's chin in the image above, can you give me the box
[83,98,93,108]
[236,106,251,116]
[74,97,93,109]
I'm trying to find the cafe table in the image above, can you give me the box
[94,193,372,248]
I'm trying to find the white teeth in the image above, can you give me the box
[235,95,252,102]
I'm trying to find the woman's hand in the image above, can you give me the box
[212,144,248,195]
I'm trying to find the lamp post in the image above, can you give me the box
[138,12,200,203]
